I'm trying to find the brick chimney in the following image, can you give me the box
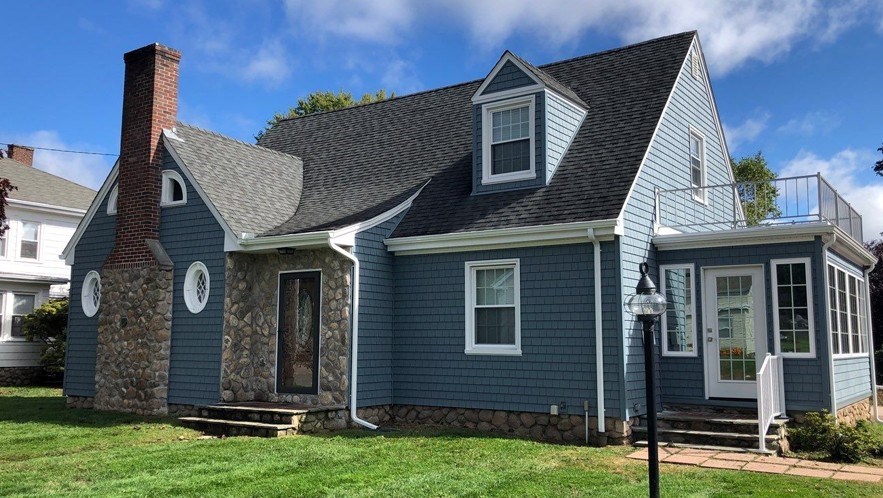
[7,145,34,166]
[104,43,181,268]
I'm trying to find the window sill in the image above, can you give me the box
[481,171,536,185]
[662,351,698,358]
[465,348,522,356]
[160,201,187,208]
[777,352,816,359]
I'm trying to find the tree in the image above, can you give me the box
[0,178,16,236]
[874,142,883,176]
[23,298,69,375]
[255,89,395,141]
[731,152,781,226]
[866,240,883,382]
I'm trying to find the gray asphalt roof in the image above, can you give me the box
[256,31,695,239]
[0,158,96,210]
[166,123,303,236]
[504,51,588,108]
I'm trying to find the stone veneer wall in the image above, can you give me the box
[93,267,173,415]
[222,249,352,406]
[835,396,873,425]
[0,366,43,386]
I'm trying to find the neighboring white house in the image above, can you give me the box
[0,145,95,385]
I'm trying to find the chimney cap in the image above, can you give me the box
[123,43,181,63]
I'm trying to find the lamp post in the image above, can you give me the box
[624,262,667,498]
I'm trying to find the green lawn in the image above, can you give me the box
[1,387,881,497]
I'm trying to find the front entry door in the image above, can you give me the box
[276,271,320,394]
[703,267,767,399]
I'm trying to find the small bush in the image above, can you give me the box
[789,411,883,463]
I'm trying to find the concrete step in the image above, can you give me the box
[179,416,296,437]
[631,426,782,451]
[653,412,788,436]
[195,404,311,425]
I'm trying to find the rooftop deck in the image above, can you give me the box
[655,174,863,244]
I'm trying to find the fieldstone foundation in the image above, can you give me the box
[94,266,173,415]
[222,249,352,406]
[66,395,95,409]
[836,396,873,425]
[0,366,43,386]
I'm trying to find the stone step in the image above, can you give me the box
[631,426,781,451]
[652,412,787,436]
[195,404,311,424]
[179,416,296,437]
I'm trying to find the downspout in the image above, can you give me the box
[864,264,881,422]
[587,229,606,436]
[328,240,379,430]
[822,234,838,416]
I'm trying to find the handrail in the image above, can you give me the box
[756,353,786,453]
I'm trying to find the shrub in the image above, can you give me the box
[23,298,68,374]
[789,411,882,463]
[788,411,836,452]
[831,422,877,463]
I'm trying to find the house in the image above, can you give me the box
[0,146,96,385]
[62,32,876,447]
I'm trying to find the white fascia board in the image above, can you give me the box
[162,132,243,252]
[471,51,544,102]
[385,219,620,255]
[61,160,120,264]
[330,182,428,246]
[7,199,88,217]
[653,223,876,265]
[544,88,589,113]
[237,231,332,252]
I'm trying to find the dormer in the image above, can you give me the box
[471,51,587,194]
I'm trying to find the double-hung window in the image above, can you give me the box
[828,264,868,356]
[482,96,535,184]
[660,265,696,356]
[465,259,521,355]
[772,259,815,357]
[689,128,706,202]
[10,294,35,338]
[20,221,39,260]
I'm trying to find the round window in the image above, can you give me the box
[82,271,101,317]
[184,262,210,314]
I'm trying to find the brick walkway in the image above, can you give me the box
[627,447,883,483]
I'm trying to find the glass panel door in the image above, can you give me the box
[276,271,320,394]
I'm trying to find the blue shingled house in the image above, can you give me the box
[62,31,877,448]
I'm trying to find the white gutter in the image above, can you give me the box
[863,263,881,422]
[822,234,838,416]
[587,228,605,435]
[327,240,378,430]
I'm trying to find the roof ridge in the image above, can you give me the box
[537,30,696,70]
[176,122,301,161]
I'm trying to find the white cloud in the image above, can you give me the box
[240,41,292,87]
[282,0,874,76]
[2,131,114,190]
[724,110,771,152]
[381,58,422,94]
[779,148,883,241]
[777,111,841,136]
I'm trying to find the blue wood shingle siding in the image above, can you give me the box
[160,156,226,406]
[545,92,584,182]
[482,60,536,94]
[657,239,830,411]
[354,211,407,407]
[472,92,547,194]
[827,249,873,407]
[391,242,622,418]
[619,42,739,418]
[64,188,116,397]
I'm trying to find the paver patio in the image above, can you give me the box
[627,446,883,483]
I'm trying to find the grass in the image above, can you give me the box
[1,387,882,497]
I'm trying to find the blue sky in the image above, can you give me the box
[2,0,882,239]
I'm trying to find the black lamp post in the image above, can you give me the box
[624,262,667,498]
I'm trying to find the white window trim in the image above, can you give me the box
[771,258,816,359]
[481,95,537,185]
[183,261,210,314]
[660,264,697,357]
[464,258,522,356]
[161,170,187,207]
[0,231,7,260]
[829,262,869,358]
[107,185,118,215]
[18,220,40,261]
[689,126,707,204]
[8,292,37,341]
[81,271,101,318]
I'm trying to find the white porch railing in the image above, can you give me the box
[756,353,786,453]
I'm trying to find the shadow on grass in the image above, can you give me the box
[0,395,181,429]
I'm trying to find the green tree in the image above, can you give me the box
[255,89,394,141]
[23,298,68,374]
[731,152,781,226]
[874,142,882,176]
[866,240,883,383]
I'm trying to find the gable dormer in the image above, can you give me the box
[471,51,587,195]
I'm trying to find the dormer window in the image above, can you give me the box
[161,170,187,206]
[482,96,536,184]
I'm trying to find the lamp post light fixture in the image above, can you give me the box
[624,262,667,498]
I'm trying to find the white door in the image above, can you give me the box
[703,266,768,399]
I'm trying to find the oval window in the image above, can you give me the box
[184,262,210,313]
[82,271,101,317]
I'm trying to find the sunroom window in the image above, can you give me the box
[465,259,521,355]
[772,259,814,357]
[482,97,535,184]
[829,264,868,356]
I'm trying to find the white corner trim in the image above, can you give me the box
[61,160,120,264]
[471,51,544,103]
[385,219,620,255]
[329,181,429,246]
[770,257,816,359]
